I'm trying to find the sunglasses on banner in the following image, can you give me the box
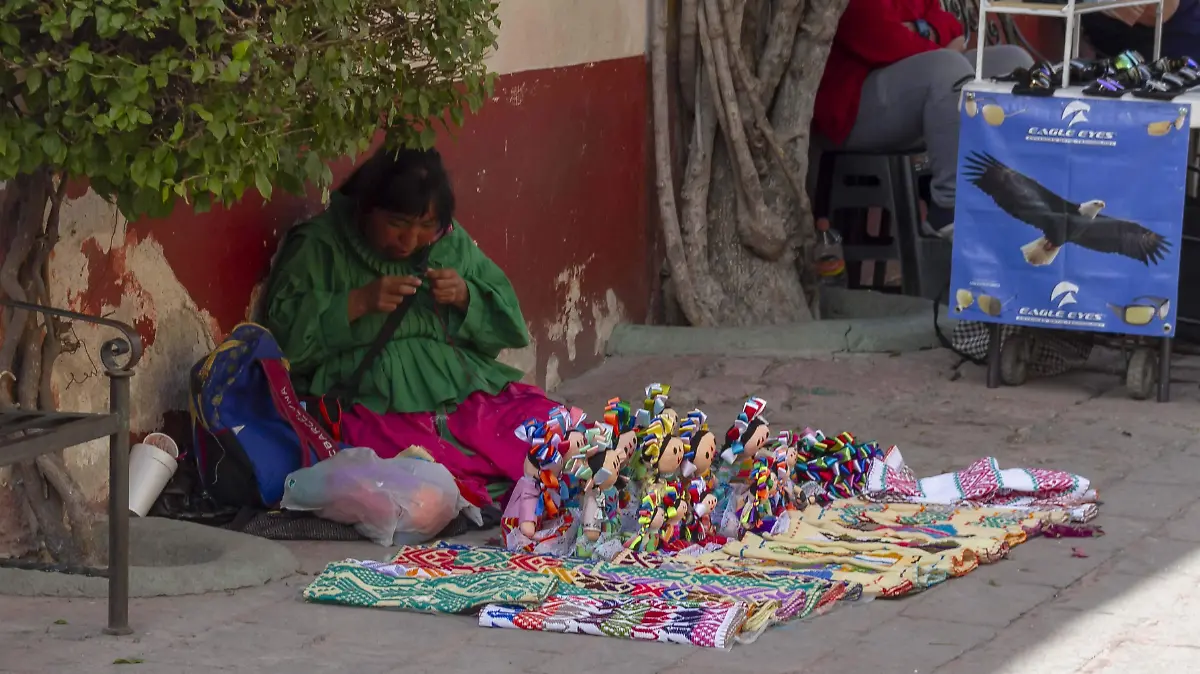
[954,289,1016,317]
[1108,296,1171,328]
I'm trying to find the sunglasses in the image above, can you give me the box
[1108,296,1171,326]
[1113,50,1146,72]
[954,289,1013,317]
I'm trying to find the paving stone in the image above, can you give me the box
[932,606,1094,674]
[900,577,1060,627]
[1052,570,1159,616]
[1092,480,1198,520]
[1109,536,1200,580]
[1162,501,1200,542]
[985,516,1156,589]
[807,617,995,674]
[1124,450,1200,486]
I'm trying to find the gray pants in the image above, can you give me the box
[843,46,1034,209]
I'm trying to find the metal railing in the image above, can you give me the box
[0,298,143,635]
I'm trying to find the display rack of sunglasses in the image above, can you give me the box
[974,0,1165,87]
[963,79,1200,126]
[963,1,1181,402]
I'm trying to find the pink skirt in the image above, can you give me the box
[340,382,559,507]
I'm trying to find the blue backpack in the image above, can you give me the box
[189,323,339,507]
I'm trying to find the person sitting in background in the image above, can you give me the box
[264,147,558,508]
[814,0,1033,232]
[1083,0,1199,61]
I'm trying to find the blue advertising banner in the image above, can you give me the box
[950,91,1189,337]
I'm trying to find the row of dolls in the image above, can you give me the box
[499,384,858,560]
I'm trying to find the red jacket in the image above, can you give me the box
[813,0,965,145]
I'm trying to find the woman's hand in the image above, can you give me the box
[426,268,469,311]
[347,276,423,321]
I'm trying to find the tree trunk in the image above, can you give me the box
[652,0,849,326]
[0,173,96,565]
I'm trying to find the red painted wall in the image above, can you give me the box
[73,56,652,385]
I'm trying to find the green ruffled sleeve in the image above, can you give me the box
[263,227,357,374]
[448,238,531,358]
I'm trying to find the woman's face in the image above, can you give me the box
[364,207,440,260]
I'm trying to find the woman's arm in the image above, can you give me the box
[263,229,359,372]
[449,241,531,358]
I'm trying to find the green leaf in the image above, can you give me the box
[169,120,184,142]
[232,40,251,61]
[96,6,112,37]
[179,15,197,45]
[25,70,42,95]
[254,167,273,200]
[0,25,18,47]
[418,126,437,149]
[293,55,308,79]
[69,44,94,64]
[53,619,67,625]
[40,134,64,162]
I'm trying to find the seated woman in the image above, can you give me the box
[814,0,1033,231]
[1083,0,1199,61]
[263,147,557,507]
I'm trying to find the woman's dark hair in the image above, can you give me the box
[338,146,456,230]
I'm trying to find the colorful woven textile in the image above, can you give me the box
[864,446,1098,521]
[386,542,851,638]
[303,561,557,613]
[679,499,1063,598]
[794,431,888,503]
[479,594,746,649]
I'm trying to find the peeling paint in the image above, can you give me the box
[48,191,218,502]
[545,352,562,392]
[548,263,589,362]
[591,288,627,356]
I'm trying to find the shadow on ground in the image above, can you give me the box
[3,348,1200,674]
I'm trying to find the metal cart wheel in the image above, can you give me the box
[1000,332,1030,386]
[1125,346,1159,401]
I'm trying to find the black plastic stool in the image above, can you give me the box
[816,148,951,300]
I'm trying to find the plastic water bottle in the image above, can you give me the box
[815,218,847,287]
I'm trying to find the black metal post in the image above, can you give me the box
[103,372,132,636]
[986,323,1002,388]
[1158,337,1173,403]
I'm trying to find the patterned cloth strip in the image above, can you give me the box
[387,542,856,636]
[686,499,1069,598]
[479,594,747,650]
[302,562,558,614]
[863,446,1099,522]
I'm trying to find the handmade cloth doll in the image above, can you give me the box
[546,405,588,507]
[603,398,638,469]
[683,478,722,544]
[679,409,717,490]
[772,430,804,509]
[502,421,575,555]
[720,397,770,466]
[614,490,666,561]
[737,454,784,536]
[635,417,687,495]
[657,483,688,546]
[566,427,628,559]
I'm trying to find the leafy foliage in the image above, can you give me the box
[0,0,500,218]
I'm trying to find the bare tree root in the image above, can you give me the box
[1,173,94,565]
[654,0,847,325]
[653,0,716,327]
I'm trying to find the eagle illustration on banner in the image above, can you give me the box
[962,151,1171,267]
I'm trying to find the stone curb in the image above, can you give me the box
[0,517,299,598]
[609,289,959,357]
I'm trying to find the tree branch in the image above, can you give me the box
[679,0,700,112]
[700,0,788,261]
[652,0,715,326]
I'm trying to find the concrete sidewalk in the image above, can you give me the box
[4,350,1200,674]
